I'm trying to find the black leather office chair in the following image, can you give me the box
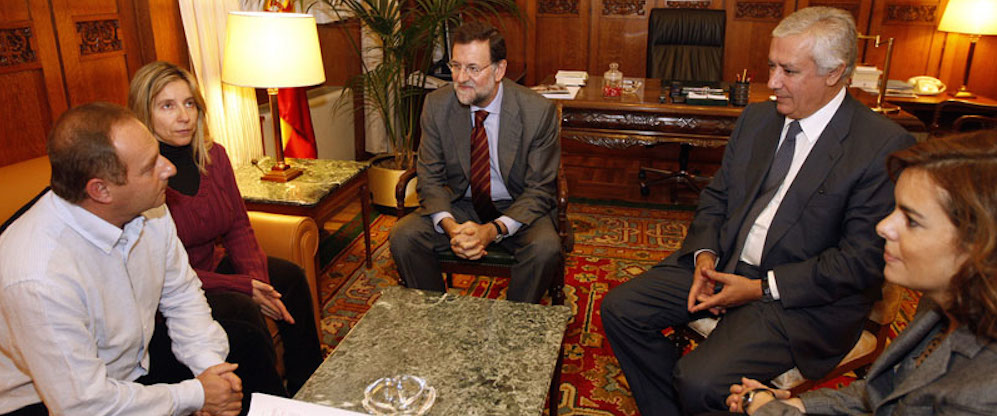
[639,8,726,200]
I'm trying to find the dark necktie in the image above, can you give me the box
[724,120,802,272]
[470,110,501,222]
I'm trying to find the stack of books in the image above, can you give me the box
[555,70,588,86]
[850,65,882,91]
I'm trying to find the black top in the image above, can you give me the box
[159,142,200,196]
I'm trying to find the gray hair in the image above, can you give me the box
[772,7,857,79]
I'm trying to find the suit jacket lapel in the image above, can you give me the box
[864,307,942,406]
[761,95,854,260]
[878,309,990,408]
[497,80,521,182]
[448,96,473,181]
[723,111,784,255]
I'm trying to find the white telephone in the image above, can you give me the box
[907,76,947,96]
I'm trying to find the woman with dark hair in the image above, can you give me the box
[725,129,997,415]
[128,61,322,400]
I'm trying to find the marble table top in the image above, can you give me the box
[234,157,368,206]
[294,286,572,415]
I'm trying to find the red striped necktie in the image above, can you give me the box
[470,110,501,222]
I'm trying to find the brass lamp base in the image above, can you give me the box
[261,163,303,182]
[870,105,900,115]
[950,86,976,99]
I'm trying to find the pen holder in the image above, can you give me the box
[731,81,750,107]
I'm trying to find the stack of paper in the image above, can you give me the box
[555,70,588,86]
[531,84,581,100]
[850,65,882,90]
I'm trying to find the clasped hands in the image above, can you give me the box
[687,252,764,315]
[441,218,501,260]
[725,377,796,414]
[195,363,243,416]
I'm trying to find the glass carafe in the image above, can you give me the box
[603,62,623,98]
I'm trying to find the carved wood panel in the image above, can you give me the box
[666,1,711,8]
[76,19,123,55]
[0,0,68,167]
[539,0,579,14]
[602,0,646,15]
[734,1,784,20]
[884,3,937,25]
[50,0,143,107]
[0,27,38,67]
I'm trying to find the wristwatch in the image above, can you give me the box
[760,278,775,303]
[741,388,774,410]
[491,220,506,243]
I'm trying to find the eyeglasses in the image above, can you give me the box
[446,61,493,77]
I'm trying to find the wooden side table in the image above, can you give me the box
[235,157,373,269]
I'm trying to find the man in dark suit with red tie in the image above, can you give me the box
[389,22,560,304]
[600,7,916,415]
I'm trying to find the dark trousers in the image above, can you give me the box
[144,257,323,415]
[215,256,324,395]
[389,199,560,303]
[600,262,796,415]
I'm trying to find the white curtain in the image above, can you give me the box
[179,0,263,167]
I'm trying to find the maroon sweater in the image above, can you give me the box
[165,144,268,295]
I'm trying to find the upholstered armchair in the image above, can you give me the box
[247,211,321,338]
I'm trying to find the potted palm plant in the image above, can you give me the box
[314,0,521,207]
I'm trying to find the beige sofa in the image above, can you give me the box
[0,156,321,338]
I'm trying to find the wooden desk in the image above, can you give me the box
[885,93,997,132]
[559,77,926,149]
[234,157,373,269]
[554,77,927,202]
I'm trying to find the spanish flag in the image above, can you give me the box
[268,0,318,159]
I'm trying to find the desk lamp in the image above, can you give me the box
[937,0,997,98]
[222,11,325,182]
[857,33,898,114]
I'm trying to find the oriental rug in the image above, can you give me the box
[316,200,921,416]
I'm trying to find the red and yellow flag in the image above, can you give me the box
[267,0,319,159]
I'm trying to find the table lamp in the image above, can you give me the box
[937,0,997,98]
[222,11,325,182]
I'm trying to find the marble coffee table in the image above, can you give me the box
[294,286,572,415]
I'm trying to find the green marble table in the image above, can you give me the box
[294,286,572,415]
[234,157,373,268]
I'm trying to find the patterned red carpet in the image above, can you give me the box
[317,200,921,415]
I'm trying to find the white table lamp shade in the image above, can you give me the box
[222,11,326,88]
[937,0,997,36]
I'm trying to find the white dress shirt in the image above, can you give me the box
[742,87,847,299]
[0,191,229,415]
[432,82,524,236]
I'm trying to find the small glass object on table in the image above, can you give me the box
[362,374,436,415]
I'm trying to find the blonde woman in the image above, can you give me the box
[128,62,322,400]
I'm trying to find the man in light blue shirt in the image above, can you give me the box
[0,102,242,415]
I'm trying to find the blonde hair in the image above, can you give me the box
[128,61,212,172]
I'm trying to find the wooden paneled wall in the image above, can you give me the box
[0,0,184,167]
[523,0,997,100]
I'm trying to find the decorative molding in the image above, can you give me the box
[665,1,711,8]
[885,4,936,24]
[734,1,784,20]
[809,1,860,21]
[76,19,122,56]
[539,0,579,14]
[560,110,735,148]
[0,27,37,67]
[602,0,646,16]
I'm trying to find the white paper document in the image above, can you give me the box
[247,393,368,416]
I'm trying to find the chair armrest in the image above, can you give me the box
[247,211,321,335]
[395,167,418,217]
[557,164,574,253]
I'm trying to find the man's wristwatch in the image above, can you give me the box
[760,278,775,303]
[491,220,506,243]
[741,388,774,410]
